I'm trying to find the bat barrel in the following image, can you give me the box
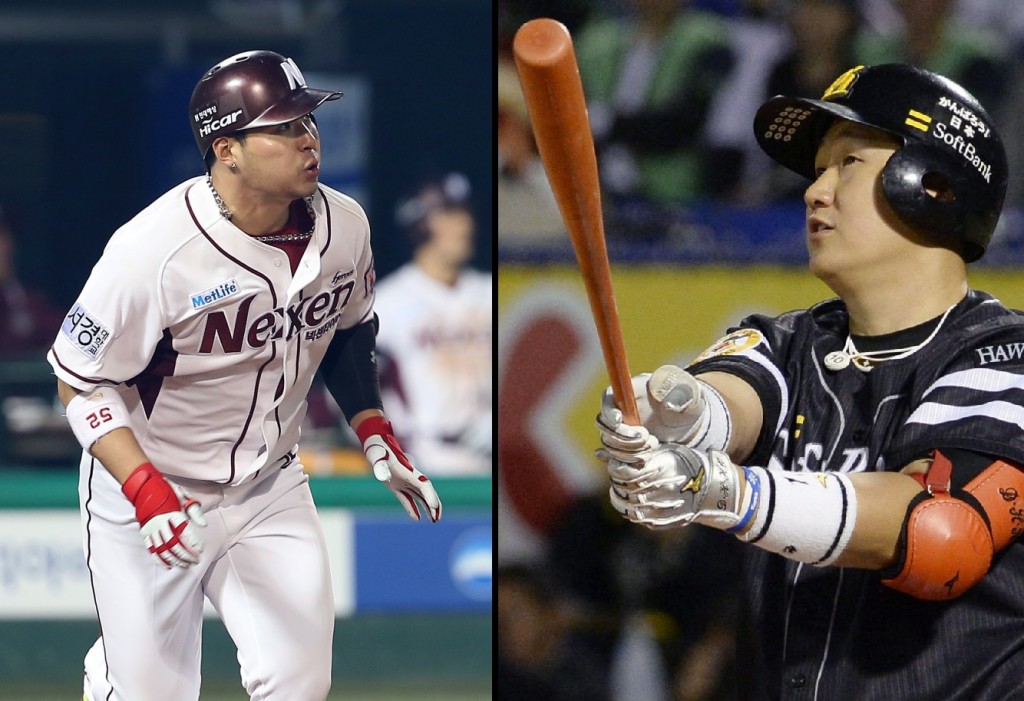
[513,18,640,425]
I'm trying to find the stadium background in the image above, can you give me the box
[0,1,491,699]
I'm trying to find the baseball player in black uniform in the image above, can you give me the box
[596,64,1024,700]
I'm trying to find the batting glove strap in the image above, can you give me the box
[122,462,207,568]
[122,462,178,524]
[357,417,443,523]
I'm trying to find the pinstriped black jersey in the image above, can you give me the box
[687,289,1024,701]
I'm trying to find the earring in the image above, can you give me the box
[229,163,238,171]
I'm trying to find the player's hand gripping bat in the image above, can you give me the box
[512,18,640,425]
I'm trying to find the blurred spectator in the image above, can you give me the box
[575,0,737,208]
[373,173,492,476]
[545,491,742,701]
[752,0,861,201]
[997,62,1024,208]
[950,0,1024,52]
[498,563,611,701]
[852,0,1011,114]
[767,0,859,117]
[0,205,65,356]
[497,57,567,251]
[701,0,790,204]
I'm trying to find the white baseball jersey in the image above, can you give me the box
[48,175,375,485]
[373,263,492,475]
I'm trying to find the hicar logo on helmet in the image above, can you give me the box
[754,63,1008,262]
[188,50,343,163]
[197,109,244,139]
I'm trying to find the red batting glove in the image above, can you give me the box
[356,417,442,523]
[121,462,207,568]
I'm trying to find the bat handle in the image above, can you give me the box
[609,358,640,426]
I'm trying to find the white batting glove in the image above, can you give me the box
[604,445,743,531]
[356,416,442,523]
[596,366,708,462]
[121,463,207,568]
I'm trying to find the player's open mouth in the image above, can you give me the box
[808,216,834,236]
[304,161,320,177]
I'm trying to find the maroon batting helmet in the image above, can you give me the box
[395,172,473,246]
[189,50,343,160]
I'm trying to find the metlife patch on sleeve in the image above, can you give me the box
[61,303,112,359]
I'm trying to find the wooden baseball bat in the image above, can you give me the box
[512,17,639,425]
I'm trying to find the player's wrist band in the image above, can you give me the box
[725,466,761,534]
[65,387,131,451]
[354,415,393,445]
[736,466,858,567]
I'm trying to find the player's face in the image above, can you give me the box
[425,208,475,266]
[234,115,322,201]
[804,122,914,288]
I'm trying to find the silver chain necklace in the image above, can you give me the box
[206,174,316,242]
[253,230,314,243]
[206,174,234,221]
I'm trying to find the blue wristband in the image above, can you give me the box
[726,466,760,534]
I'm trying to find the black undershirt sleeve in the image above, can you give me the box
[318,314,384,423]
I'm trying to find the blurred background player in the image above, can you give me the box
[373,173,492,476]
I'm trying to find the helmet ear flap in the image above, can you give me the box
[881,143,980,259]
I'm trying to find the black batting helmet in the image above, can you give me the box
[754,63,1007,262]
[189,50,343,160]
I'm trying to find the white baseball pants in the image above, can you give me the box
[79,456,335,700]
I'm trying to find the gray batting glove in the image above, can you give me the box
[645,364,706,441]
[605,444,742,531]
[596,366,707,462]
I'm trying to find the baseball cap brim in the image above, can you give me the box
[246,87,343,130]
[754,95,893,180]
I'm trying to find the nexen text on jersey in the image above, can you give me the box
[198,281,354,353]
[199,109,243,138]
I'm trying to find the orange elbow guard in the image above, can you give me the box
[881,491,993,600]
[963,460,1024,550]
[882,450,995,600]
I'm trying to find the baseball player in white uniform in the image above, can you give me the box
[374,173,492,475]
[47,50,441,701]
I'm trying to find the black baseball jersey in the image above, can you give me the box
[687,289,1024,701]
